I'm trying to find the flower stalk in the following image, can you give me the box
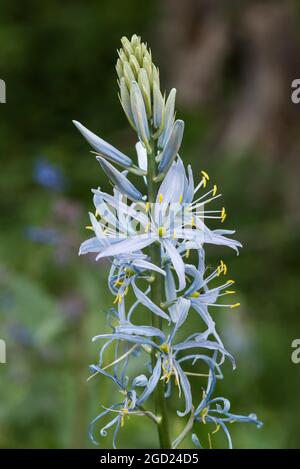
[147,137,171,448]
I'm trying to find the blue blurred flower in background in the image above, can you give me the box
[33,158,66,191]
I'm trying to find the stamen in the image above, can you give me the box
[159,343,170,353]
[179,194,183,203]
[201,407,209,424]
[85,225,94,231]
[158,194,163,204]
[190,291,200,298]
[212,424,220,434]
[212,185,217,196]
[114,280,124,286]
[158,226,165,237]
[230,303,240,309]
[221,207,226,223]
[201,170,210,181]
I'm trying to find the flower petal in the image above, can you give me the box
[163,239,186,291]
[137,355,162,405]
[96,234,155,260]
[73,120,132,167]
[132,281,170,321]
[97,157,143,202]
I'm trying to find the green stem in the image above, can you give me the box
[147,138,172,449]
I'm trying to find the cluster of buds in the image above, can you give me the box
[117,35,184,178]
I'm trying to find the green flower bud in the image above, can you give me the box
[119,77,136,129]
[142,56,152,85]
[116,58,123,80]
[129,54,140,78]
[153,81,164,132]
[138,68,151,118]
[158,88,176,149]
[121,36,133,58]
[130,81,150,150]
[123,61,135,90]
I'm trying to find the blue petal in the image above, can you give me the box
[175,361,192,417]
[73,120,132,167]
[137,355,162,404]
[96,234,155,260]
[97,157,143,202]
[116,323,165,342]
[88,404,121,445]
[132,281,170,321]
[163,239,186,291]
[158,120,185,174]
[132,374,148,388]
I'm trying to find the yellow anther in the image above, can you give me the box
[85,225,94,231]
[158,193,163,204]
[230,303,240,309]
[173,228,177,239]
[124,267,135,276]
[120,408,129,427]
[202,177,207,188]
[220,260,227,275]
[94,209,100,218]
[201,407,209,424]
[212,424,220,435]
[158,226,165,237]
[145,201,150,212]
[226,279,235,285]
[191,216,195,227]
[124,286,129,296]
[145,222,150,233]
[113,293,121,304]
[212,184,217,196]
[201,170,210,181]
[217,260,226,276]
[221,207,226,223]
[225,290,236,294]
[114,280,124,287]
[179,194,183,204]
[159,343,170,354]
[191,291,200,298]
[186,249,190,259]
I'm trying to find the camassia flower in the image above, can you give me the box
[75,34,261,449]
[80,157,241,292]
[92,298,235,420]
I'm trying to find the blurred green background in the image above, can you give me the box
[1,0,300,449]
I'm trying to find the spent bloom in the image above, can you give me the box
[74,34,262,449]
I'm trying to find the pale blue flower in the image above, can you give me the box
[94,298,234,418]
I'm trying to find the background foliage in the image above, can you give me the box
[1,0,300,448]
